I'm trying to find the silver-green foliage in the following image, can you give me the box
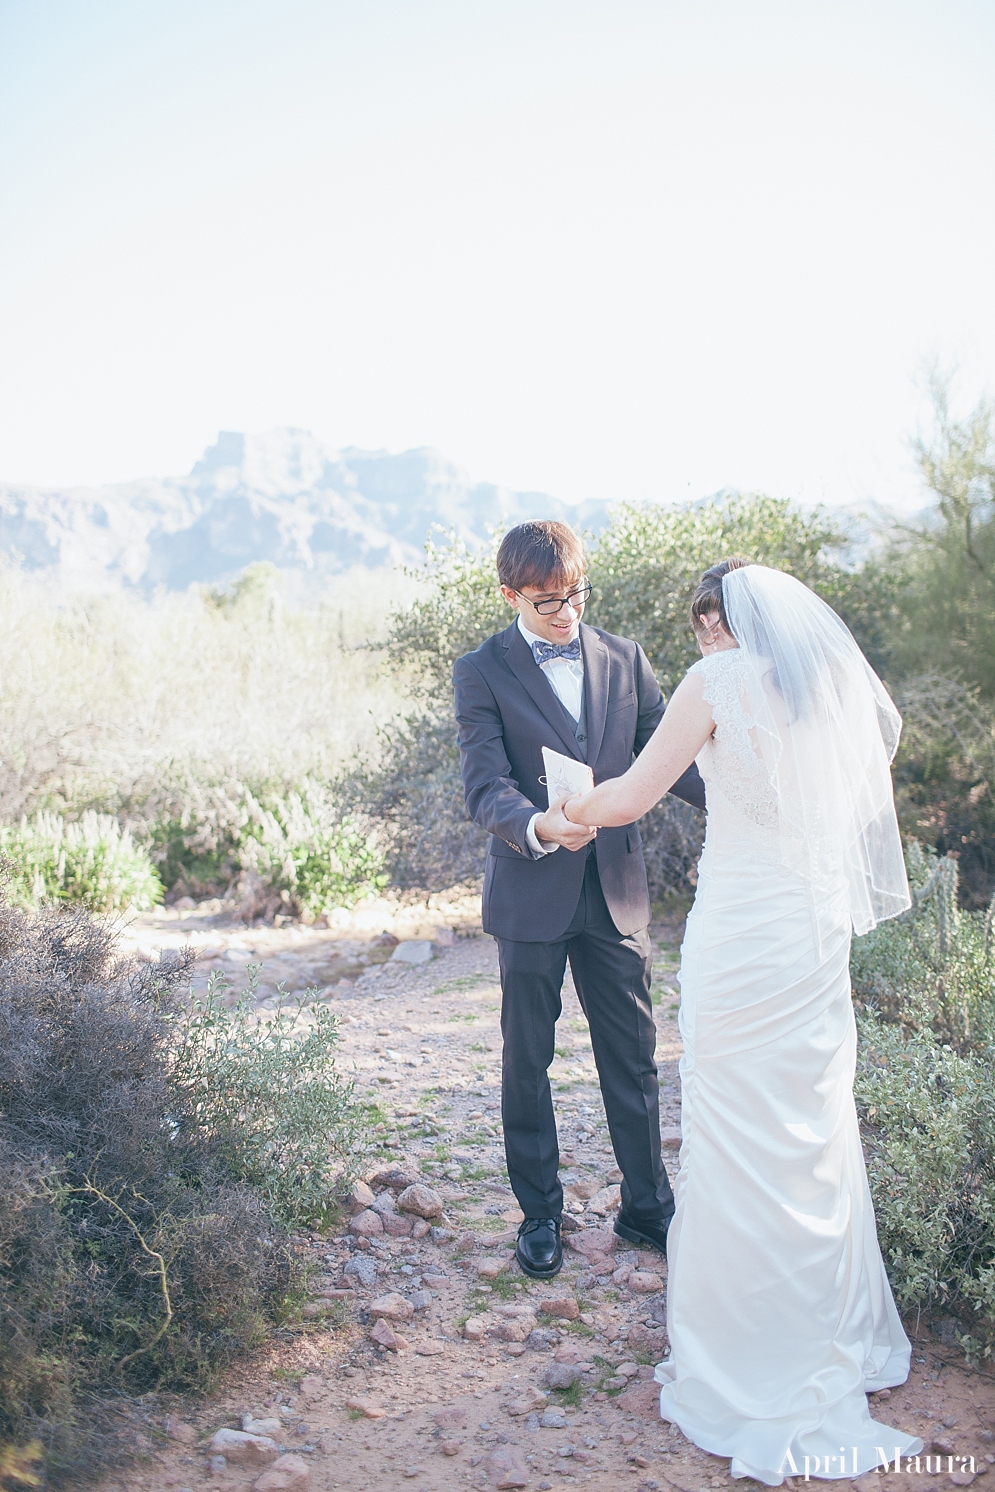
[0,810,163,911]
[170,973,370,1228]
[852,844,995,1357]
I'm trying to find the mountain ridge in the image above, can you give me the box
[0,428,610,591]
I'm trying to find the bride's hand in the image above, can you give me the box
[563,790,602,828]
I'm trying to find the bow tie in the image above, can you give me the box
[531,638,581,665]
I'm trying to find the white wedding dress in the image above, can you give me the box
[655,648,923,1485]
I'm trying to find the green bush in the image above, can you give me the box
[170,973,371,1228]
[852,844,995,1357]
[0,812,162,912]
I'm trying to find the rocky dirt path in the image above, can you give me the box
[103,899,993,1492]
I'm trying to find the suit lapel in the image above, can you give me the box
[501,622,583,760]
[581,624,610,766]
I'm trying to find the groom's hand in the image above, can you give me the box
[533,797,597,853]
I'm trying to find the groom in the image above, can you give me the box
[454,520,706,1277]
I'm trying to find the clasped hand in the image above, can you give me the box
[534,792,600,852]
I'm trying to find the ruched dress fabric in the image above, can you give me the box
[655,650,922,1485]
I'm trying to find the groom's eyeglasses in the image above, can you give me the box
[515,582,593,617]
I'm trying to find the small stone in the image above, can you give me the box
[347,1179,377,1214]
[543,1361,581,1390]
[369,1291,415,1323]
[616,1360,640,1378]
[242,1416,282,1437]
[412,1218,432,1240]
[618,1380,663,1419]
[430,1225,453,1242]
[630,1454,651,1468]
[350,1208,385,1238]
[208,1456,227,1473]
[391,940,434,964]
[872,1387,892,1400]
[485,1445,530,1487]
[527,1327,560,1351]
[433,925,456,946]
[505,1342,527,1357]
[252,1452,311,1490]
[540,1409,568,1429]
[539,1295,580,1321]
[381,1211,414,1237]
[554,1344,586,1364]
[587,1185,622,1216]
[441,1439,461,1456]
[949,1475,976,1488]
[628,1270,665,1294]
[934,1440,957,1456]
[408,1289,433,1311]
[477,1257,509,1279]
[660,1129,682,1150]
[370,1318,410,1351]
[344,1396,385,1418]
[397,1183,445,1219]
[464,1316,487,1340]
[208,1429,279,1467]
[415,1339,447,1355]
[943,1417,958,1429]
[455,1229,477,1251]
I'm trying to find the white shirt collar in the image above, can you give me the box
[517,614,583,653]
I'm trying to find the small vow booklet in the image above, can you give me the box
[541,747,594,806]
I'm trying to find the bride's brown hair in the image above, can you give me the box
[690,557,752,634]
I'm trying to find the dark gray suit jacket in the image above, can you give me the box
[454,620,705,941]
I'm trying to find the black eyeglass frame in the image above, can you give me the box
[513,582,593,617]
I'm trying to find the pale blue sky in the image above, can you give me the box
[1,0,993,510]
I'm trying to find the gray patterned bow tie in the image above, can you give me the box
[531,638,581,665]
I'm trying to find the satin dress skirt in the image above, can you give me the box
[655,843,923,1485]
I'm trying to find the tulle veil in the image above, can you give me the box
[720,564,910,935]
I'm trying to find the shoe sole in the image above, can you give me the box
[514,1248,563,1279]
[613,1218,668,1257]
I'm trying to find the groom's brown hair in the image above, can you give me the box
[497,521,586,592]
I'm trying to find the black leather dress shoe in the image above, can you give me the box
[515,1217,563,1278]
[614,1209,672,1257]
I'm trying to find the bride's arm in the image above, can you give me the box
[564,672,714,828]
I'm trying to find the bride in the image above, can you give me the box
[561,559,923,1485]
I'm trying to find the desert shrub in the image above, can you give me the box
[0,812,162,912]
[0,562,408,828]
[142,777,387,913]
[0,891,367,1481]
[170,974,370,1227]
[852,844,995,1357]
[888,677,995,909]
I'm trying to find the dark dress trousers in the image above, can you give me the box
[454,619,706,1222]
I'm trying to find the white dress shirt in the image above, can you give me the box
[518,615,586,857]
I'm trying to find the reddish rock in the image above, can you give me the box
[628,1269,665,1293]
[485,1445,530,1486]
[396,1183,444,1219]
[489,1313,537,1343]
[350,1208,384,1238]
[564,1227,617,1258]
[162,1416,197,1444]
[617,1380,662,1419]
[381,1210,414,1237]
[368,1291,415,1323]
[346,1179,376,1214]
[440,1438,461,1456]
[411,1218,432,1240]
[370,1317,410,1351]
[539,1294,580,1320]
[433,1407,468,1429]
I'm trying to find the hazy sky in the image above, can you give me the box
[1,0,993,510]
